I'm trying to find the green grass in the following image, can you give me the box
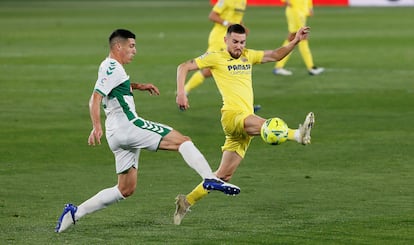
[1,1,413,244]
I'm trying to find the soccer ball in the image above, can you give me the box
[260,117,289,145]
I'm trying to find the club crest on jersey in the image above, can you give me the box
[99,77,107,86]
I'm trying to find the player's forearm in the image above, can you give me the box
[279,38,300,58]
[263,39,298,62]
[277,26,309,59]
[131,82,140,90]
[176,64,187,95]
[89,92,102,130]
[209,11,228,26]
[177,59,199,94]
[131,82,146,90]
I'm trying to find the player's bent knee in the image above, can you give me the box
[168,130,191,143]
[160,131,192,150]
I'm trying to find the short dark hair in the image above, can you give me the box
[109,29,135,47]
[227,24,246,35]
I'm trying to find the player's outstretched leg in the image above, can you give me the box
[174,194,191,225]
[202,178,240,195]
[55,203,78,233]
[174,179,240,225]
[298,112,315,145]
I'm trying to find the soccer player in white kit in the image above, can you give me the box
[55,29,240,233]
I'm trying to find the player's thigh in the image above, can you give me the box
[208,30,226,51]
[221,110,252,158]
[286,9,305,33]
[128,118,172,150]
[159,129,189,151]
[112,147,140,174]
[221,110,248,137]
[207,41,226,52]
[244,114,266,136]
[221,135,251,159]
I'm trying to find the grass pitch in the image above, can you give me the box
[1,1,413,244]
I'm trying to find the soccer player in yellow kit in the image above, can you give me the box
[174,24,315,225]
[184,0,247,95]
[273,0,324,76]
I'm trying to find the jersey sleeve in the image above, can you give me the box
[194,52,216,70]
[212,0,227,15]
[94,60,129,96]
[247,49,265,65]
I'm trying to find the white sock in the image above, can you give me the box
[178,141,216,179]
[75,185,124,220]
[294,129,301,143]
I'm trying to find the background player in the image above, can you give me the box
[184,0,247,95]
[273,0,324,76]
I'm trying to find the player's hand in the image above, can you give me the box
[88,127,102,146]
[176,93,189,111]
[136,83,160,95]
[295,26,310,41]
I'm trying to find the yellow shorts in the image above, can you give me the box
[208,28,227,52]
[286,8,307,33]
[220,110,253,158]
[207,41,226,52]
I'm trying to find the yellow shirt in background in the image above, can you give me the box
[208,0,246,51]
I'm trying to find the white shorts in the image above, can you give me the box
[106,117,172,174]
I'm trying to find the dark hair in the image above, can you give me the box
[109,29,135,47]
[227,24,246,35]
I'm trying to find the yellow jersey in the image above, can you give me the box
[194,49,264,113]
[208,0,246,51]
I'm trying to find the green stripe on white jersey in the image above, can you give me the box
[107,79,135,121]
[133,118,171,137]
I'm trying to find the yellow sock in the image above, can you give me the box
[298,40,314,70]
[275,40,291,69]
[186,182,209,206]
[184,71,205,94]
[287,128,297,141]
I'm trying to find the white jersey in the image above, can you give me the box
[92,57,172,173]
[94,57,137,132]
